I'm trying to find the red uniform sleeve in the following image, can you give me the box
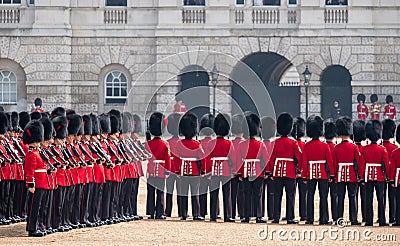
[383,148,390,179]
[300,146,308,179]
[24,151,37,187]
[266,146,276,175]
[164,142,171,172]
[366,105,369,118]
[332,146,338,178]
[389,152,397,181]
[198,144,206,174]
[294,141,302,172]
[260,143,269,173]
[228,142,237,174]
[359,149,366,181]
[394,106,397,120]
[355,145,362,180]
[326,145,334,177]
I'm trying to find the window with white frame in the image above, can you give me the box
[183,0,205,6]
[0,0,21,4]
[288,0,297,5]
[236,0,245,5]
[105,71,128,104]
[253,0,280,6]
[0,71,17,104]
[106,0,127,6]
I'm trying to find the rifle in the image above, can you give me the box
[12,138,26,157]
[104,140,122,165]
[4,141,22,163]
[78,142,97,165]
[94,142,113,167]
[43,148,63,168]
[38,148,57,173]
[69,143,87,167]
[381,161,390,182]
[353,158,361,182]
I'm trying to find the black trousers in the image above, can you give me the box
[146,177,165,217]
[110,182,121,218]
[179,176,200,218]
[359,182,366,222]
[237,178,245,218]
[42,189,53,229]
[89,183,103,222]
[0,180,11,219]
[243,177,264,219]
[63,185,75,225]
[72,184,83,224]
[273,177,296,221]
[388,184,396,222]
[365,182,386,225]
[26,188,46,232]
[52,186,66,229]
[101,181,112,220]
[266,178,274,219]
[297,178,307,220]
[230,176,239,218]
[165,174,180,217]
[395,187,400,223]
[121,178,134,216]
[13,180,25,217]
[329,182,338,221]
[130,178,139,216]
[7,180,16,219]
[210,176,231,220]
[81,183,93,224]
[306,179,329,223]
[199,175,210,217]
[336,182,358,223]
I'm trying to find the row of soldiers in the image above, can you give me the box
[357,93,397,120]
[0,108,152,237]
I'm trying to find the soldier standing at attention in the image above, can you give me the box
[384,95,396,120]
[324,119,338,223]
[353,120,366,223]
[369,94,381,120]
[357,94,368,121]
[389,124,400,227]
[261,116,275,221]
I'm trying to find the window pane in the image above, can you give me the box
[106,0,127,7]
[121,88,127,97]
[288,0,296,4]
[325,0,347,5]
[114,88,120,96]
[10,92,16,103]
[237,0,245,4]
[106,88,112,97]
[183,0,205,6]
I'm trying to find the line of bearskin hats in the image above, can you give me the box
[370,94,378,103]
[245,112,261,138]
[291,117,305,140]
[357,94,366,103]
[261,116,275,140]
[335,116,353,136]
[11,112,20,132]
[149,112,165,137]
[19,112,30,130]
[214,113,230,137]
[366,120,381,142]
[324,119,336,140]
[22,120,44,145]
[4,113,11,131]
[109,109,122,134]
[179,112,198,139]
[382,119,396,140]
[52,116,68,139]
[277,112,293,137]
[0,112,8,135]
[306,115,324,139]
[30,111,42,120]
[51,107,66,119]
[386,95,394,104]
[167,113,181,137]
[40,117,54,141]
[200,113,215,137]
[352,120,366,143]
[231,114,245,135]
[99,114,111,134]
[82,115,92,136]
[67,114,83,136]
[90,114,101,136]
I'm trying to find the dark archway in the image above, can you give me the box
[178,65,210,119]
[231,52,300,117]
[321,65,352,119]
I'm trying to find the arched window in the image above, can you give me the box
[104,71,128,104]
[0,70,17,104]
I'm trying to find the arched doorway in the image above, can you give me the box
[178,65,210,119]
[231,52,300,117]
[321,65,352,119]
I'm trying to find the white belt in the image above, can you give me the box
[338,163,353,166]
[35,169,47,173]
[386,112,394,115]
[211,157,229,161]
[170,157,174,160]
[275,158,294,162]
[181,158,198,162]
[153,160,165,164]
[395,168,400,187]
[358,112,367,115]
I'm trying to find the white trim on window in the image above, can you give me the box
[104,70,128,104]
[0,70,17,105]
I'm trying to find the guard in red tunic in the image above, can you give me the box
[357,94,368,120]
[176,113,205,221]
[267,113,302,224]
[382,119,397,224]
[333,117,362,225]
[230,114,245,219]
[389,124,400,227]
[145,112,171,219]
[301,115,334,225]
[384,95,396,120]
[291,117,307,222]
[353,120,366,223]
[209,113,235,222]
[369,94,381,120]
[23,120,52,237]
[324,119,338,222]
[360,120,389,226]
[165,113,182,217]
[261,116,275,221]
[238,113,269,223]
[198,114,214,219]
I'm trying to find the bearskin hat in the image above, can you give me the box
[34,98,42,107]
[306,115,324,139]
[382,119,396,140]
[51,107,66,119]
[291,117,306,140]
[149,112,165,137]
[109,109,122,132]
[324,119,336,140]
[110,115,121,135]
[231,114,245,135]
[19,112,31,130]
[0,112,8,134]
[40,117,54,141]
[41,112,50,118]
[122,112,133,134]
[366,120,381,142]
[82,115,92,136]
[357,94,366,103]
[179,112,198,139]
[214,113,231,137]
[167,113,181,137]
[335,116,352,136]
[22,120,44,145]
[353,120,366,143]
[30,111,42,120]
[11,111,19,132]
[52,116,68,140]
[67,114,83,136]
[66,109,76,116]
[91,114,101,136]
[370,94,378,103]
[261,116,275,140]
[200,114,215,137]
[99,114,111,134]
[5,113,11,131]
[245,112,261,138]
[396,124,400,144]
[277,113,293,136]
[132,114,142,134]
[386,95,394,104]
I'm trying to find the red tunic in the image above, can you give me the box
[145,137,171,178]
[166,137,181,174]
[266,136,302,179]
[384,105,396,120]
[176,139,205,176]
[389,148,400,186]
[360,144,389,182]
[0,140,15,181]
[370,104,381,120]
[301,139,334,180]
[199,137,214,174]
[238,138,270,178]
[232,137,244,175]
[173,103,187,113]
[332,140,362,183]
[357,104,369,121]
[100,140,116,181]
[383,141,397,160]
[208,137,236,177]
[24,148,52,189]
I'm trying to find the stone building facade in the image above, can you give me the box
[0,0,399,120]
